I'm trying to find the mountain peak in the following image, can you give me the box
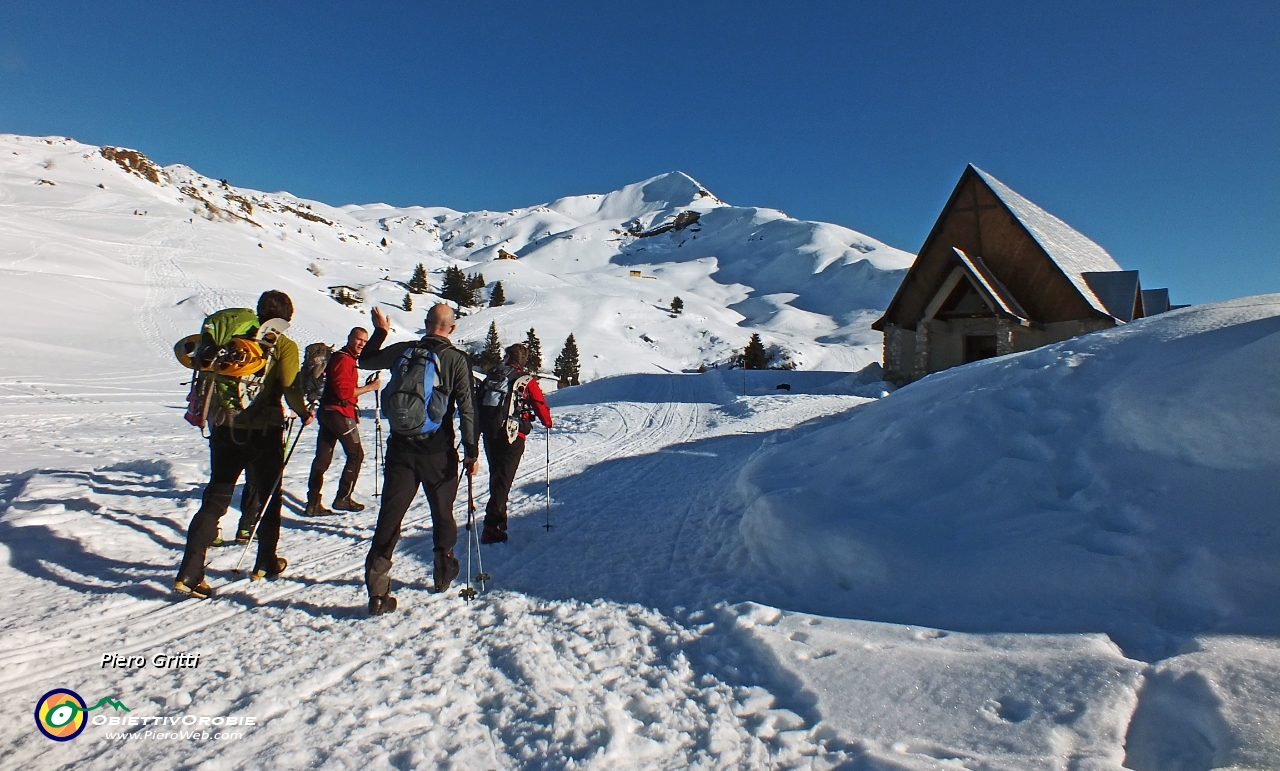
[545,171,722,225]
[635,171,721,207]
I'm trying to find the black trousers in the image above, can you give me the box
[308,410,364,501]
[178,425,285,584]
[482,431,525,531]
[365,441,459,598]
[237,473,263,535]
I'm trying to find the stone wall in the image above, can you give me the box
[882,317,1117,386]
[882,324,917,386]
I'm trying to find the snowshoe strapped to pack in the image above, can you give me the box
[176,310,290,430]
[478,363,534,443]
[381,341,449,437]
[175,334,264,376]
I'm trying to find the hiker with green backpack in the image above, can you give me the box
[173,290,313,600]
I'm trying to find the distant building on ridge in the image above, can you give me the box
[873,165,1175,386]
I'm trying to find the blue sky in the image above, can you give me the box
[2,1,1275,304]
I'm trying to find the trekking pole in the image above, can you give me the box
[232,417,310,574]
[470,471,488,592]
[459,470,484,600]
[370,375,382,498]
[544,424,552,531]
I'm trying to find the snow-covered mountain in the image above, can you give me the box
[0,134,911,387]
[3,133,1278,770]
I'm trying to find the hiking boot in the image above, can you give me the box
[304,499,334,517]
[433,551,460,593]
[480,525,508,545]
[211,536,225,547]
[174,578,213,600]
[235,528,252,544]
[332,495,365,512]
[368,595,398,616]
[250,557,287,581]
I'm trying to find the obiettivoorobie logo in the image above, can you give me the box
[34,689,130,741]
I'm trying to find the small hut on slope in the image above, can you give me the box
[873,165,1172,386]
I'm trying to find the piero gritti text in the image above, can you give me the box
[102,652,201,669]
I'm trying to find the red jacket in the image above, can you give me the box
[522,377,552,434]
[320,348,360,420]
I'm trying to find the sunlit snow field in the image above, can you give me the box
[1,135,1277,770]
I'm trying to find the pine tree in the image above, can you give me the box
[440,266,468,305]
[480,322,503,373]
[554,333,581,387]
[408,263,429,294]
[670,296,684,315]
[465,272,486,307]
[402,292,413,311]
[742,333,769,370]
[489,281,506,307]
[524,328,542,373]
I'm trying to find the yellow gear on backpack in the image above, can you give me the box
[214,338,267,377]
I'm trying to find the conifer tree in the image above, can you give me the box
[440,265,468,305]
[524,328,542,373]
[554,333,581,387]
[402,292,413,311]
[465,272,486,307]
[489,281,506,307]
[670,296,683,315]
[742,333,769,370]
[408,263,429,294]
[480,322,503,373]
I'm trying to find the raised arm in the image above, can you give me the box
[358,308,404,371]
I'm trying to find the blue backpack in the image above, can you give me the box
[381,343,449,437]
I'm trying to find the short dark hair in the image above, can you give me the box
[257,290,293,322]
[505,343,528,368]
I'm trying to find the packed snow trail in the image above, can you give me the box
[0,368,893,770]
[0,370,868,694]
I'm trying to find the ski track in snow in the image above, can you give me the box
[0,378,878,769]
[3,374,1197,771]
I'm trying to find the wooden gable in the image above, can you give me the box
[874,166,1115,331]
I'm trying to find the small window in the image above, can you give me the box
[964,335,997,363]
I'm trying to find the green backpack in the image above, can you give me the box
[179,309,285,430]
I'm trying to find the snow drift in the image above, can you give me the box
[738,296,1280,658]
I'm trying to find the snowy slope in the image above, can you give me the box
[0,134,911,392]
[2,133,1278,771]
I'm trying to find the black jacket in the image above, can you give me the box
[360,329,477,457]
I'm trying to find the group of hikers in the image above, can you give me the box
[173,290,552,616]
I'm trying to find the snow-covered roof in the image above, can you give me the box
[973,167,1123,317]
